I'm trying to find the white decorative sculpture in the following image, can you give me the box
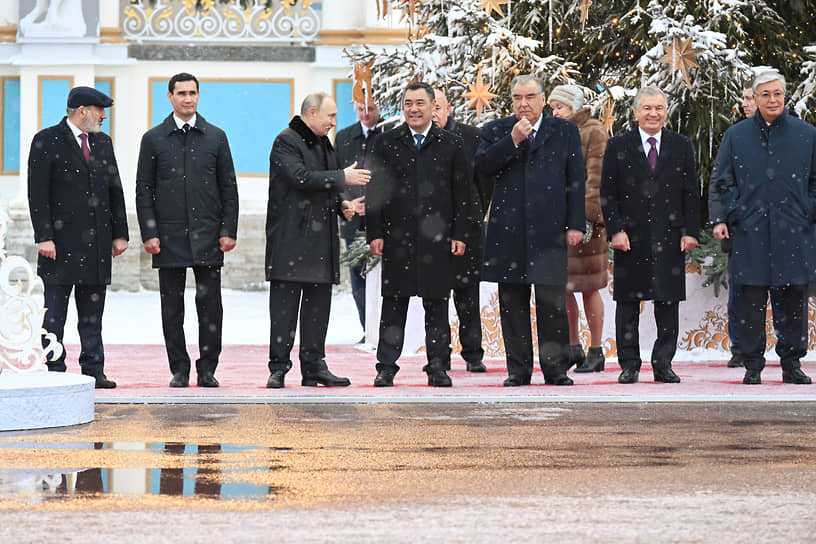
[0,208,62,375]
[19,0,88,38]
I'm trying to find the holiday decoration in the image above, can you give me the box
[463,66,499,121]
[600,95,616,135]
[479,0,509,17]
[657,37,699,89]
[578,0,592,32]
[375,0,389,19]
[352,59,375,105]
[396,0,423,21]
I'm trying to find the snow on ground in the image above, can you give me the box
[58,287,364,346]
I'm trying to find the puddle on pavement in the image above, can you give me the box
[0,442,284,502]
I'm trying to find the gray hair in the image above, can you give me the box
[66,107,78,116]
[633,86,666,109]
[300,92,330,116]
[752,71,786,94]
[510,75,546,94]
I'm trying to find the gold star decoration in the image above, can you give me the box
[657,37,700,89]
[578,0,592,32]
[463,66,498,121]
[479,0,509,17]
[600,95,616,135]
[352,59,375,106]
[396,0,423,22]
[375,0,389,19]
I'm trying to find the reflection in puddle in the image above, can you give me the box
[0,442,283,502]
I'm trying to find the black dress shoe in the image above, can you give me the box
[503,375,531,387]
[466,360,487,373]
[267,370,286,389]
[727,354,744,368]
[197,372,219,388]
[653,367,681,383]
[89,373,116,389]
[565,344,585,372]
[169,373,189,388]
[544,373,574,386]
[374,370,395,387]
[427,369,452,387]
[743,369,762,385]
[618,368,639,384]
[575,347,605,373]
[782,368,812,384]
[302,368,351,387]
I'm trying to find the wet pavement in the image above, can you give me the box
[1,402,816,542]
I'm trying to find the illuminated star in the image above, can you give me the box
[463,67,498,121]
[657,37,700,88]
[479,0,509,17]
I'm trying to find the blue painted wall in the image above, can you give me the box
[41,79,72,130]
[3,79,20,172]
[152,80,292,175]
[335,81,356,134]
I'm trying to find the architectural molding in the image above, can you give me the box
[316,28,408,46]
[0,26,16,43]
[100,26,126,44]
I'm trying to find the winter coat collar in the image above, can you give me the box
[753,107,788,130]
[289,115,334,151]
[162,112,210,135]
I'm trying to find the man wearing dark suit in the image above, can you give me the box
[265,92,370,389]
[475,75,585,387]
[28,86,128,388]
[334,99,382,335]
[600,86,700,384]
[136,73,239,389]
[432,88,488,373]
[367,81,474,387]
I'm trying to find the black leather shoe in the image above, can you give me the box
[727,355,744,368]
[544,373,574,386]
[374,370,395,387]
[575,347,604,373]
[427,369,452,387]
[89,373,116,389]
[653,368,681,383]
[503,375,531,387]
[618,368,639,384]
[782,368,812,384]
[743,369,762,385]
[169,373,189,387]
[466,360,487,373]
[197,372,219,388]
[302,368,351,387]
[267,370,286,389]
[564,344,585,372]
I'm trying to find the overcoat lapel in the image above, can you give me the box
[59,121,89,170]
[627,129,652,174]
[653,128,673,176]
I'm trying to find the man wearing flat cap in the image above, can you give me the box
[28,86,128,388]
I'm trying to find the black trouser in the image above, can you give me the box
[158,266,223,377]
[267,281,332,374]
[498,283,568,380]
[452,285,484,363]
[42,283,107,375]
[615,300,678,372]
[376,296,450,373]
[344,238,366,329]
[739,284,807,372]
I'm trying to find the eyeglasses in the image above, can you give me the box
[757,91,785,100]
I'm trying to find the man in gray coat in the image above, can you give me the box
[136,72,239,389]
[265,92,370,389]
[712,70,814,385]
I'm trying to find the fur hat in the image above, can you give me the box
[548,85,585,113]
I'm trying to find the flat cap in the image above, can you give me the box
[67,86,114,108]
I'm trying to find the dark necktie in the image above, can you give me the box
[414,133,424,149]
[183,123,191,134]
[647,136,658,171]
[527,129,536,145]
[79,133,90,163]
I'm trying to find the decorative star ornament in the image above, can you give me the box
[657,37,700,89]
[578,0,592,32]
[375,0,389,19]
[396,0,423,21]
[479,0,509,17]
[600,96,616,135]
[352,59,375,105]
[463,67,498,121]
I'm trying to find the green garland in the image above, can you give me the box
[340,230,380,276]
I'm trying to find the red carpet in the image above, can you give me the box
[48,344,816,402]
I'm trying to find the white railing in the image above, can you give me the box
[122,0,321,42]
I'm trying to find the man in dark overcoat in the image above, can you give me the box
[711,70,815,385]
[136,73,239,389]
[433,88,489,373]
[600,86,700,385]
[265,91,370,389]
[367,81,474,387]
[334,99,383,334]
[475,74,585,387]
[28,86,128,388]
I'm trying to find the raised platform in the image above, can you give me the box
[63,343,816,404]
[0,372,95,431]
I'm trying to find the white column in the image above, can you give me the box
[322,0,366,31]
